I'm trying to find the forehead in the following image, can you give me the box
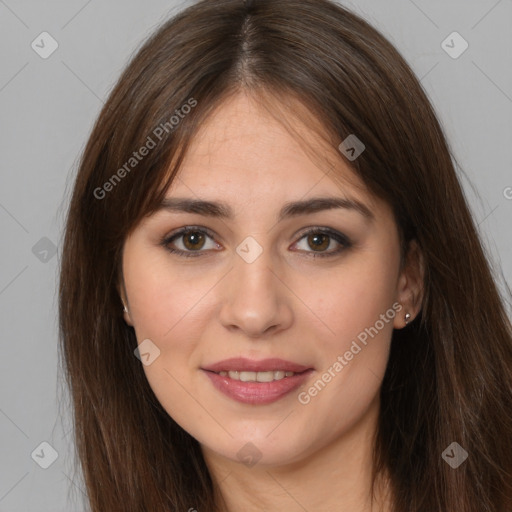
[167,92,372,206]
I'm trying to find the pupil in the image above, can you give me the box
[184,232,204,250]
[309,234,328,251]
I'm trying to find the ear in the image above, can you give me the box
[393,238,425,329]
[117,279,133,327]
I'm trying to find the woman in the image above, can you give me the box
[58,0,512,510]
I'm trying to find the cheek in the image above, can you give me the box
[124,256,210,428]
[296,243,399,416]
[306,251,398,350]
[123,247,214,341]
[122,249,209,409]
[293,271,396,438]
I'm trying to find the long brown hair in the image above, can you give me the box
[58,0,512,510]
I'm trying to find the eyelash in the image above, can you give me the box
[160,225,352,259]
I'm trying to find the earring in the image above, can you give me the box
[122,302,128,313]
[404,312,411,325]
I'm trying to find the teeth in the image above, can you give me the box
[233,371,254,382]
[218,370,297,381]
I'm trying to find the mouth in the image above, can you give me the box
[209,369,303,382]
[202,356,312,374]
[201,358,314,405]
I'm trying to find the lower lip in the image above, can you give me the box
[202,369,314,405]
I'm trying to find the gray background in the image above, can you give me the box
[1,0,511,510]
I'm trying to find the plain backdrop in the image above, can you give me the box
[0,0,511,510]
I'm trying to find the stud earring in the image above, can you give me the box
[122,302,128,313]
[404,312,411,325]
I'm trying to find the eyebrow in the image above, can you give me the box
[156,196,375,223]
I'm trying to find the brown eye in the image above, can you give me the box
[307,233,330,252]
[161,226,351,259]
[182,231,206,251]
[161,227,220,258]
[293,228,352,258]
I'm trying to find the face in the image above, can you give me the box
[120,91,416,467]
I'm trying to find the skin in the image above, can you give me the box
[119,91,424,512]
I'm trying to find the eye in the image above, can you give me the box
[160,226,220,258]
[160,226,352,258]
[291,227,352,258]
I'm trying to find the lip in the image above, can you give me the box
[201,357,314,405]
[202,357,312,373]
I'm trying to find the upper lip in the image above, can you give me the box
[202,357,313,373]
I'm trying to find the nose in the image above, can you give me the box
[218,246,294,338]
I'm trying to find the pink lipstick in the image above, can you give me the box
[201,357,314,405]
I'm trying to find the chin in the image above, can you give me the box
[199,427,316,468]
